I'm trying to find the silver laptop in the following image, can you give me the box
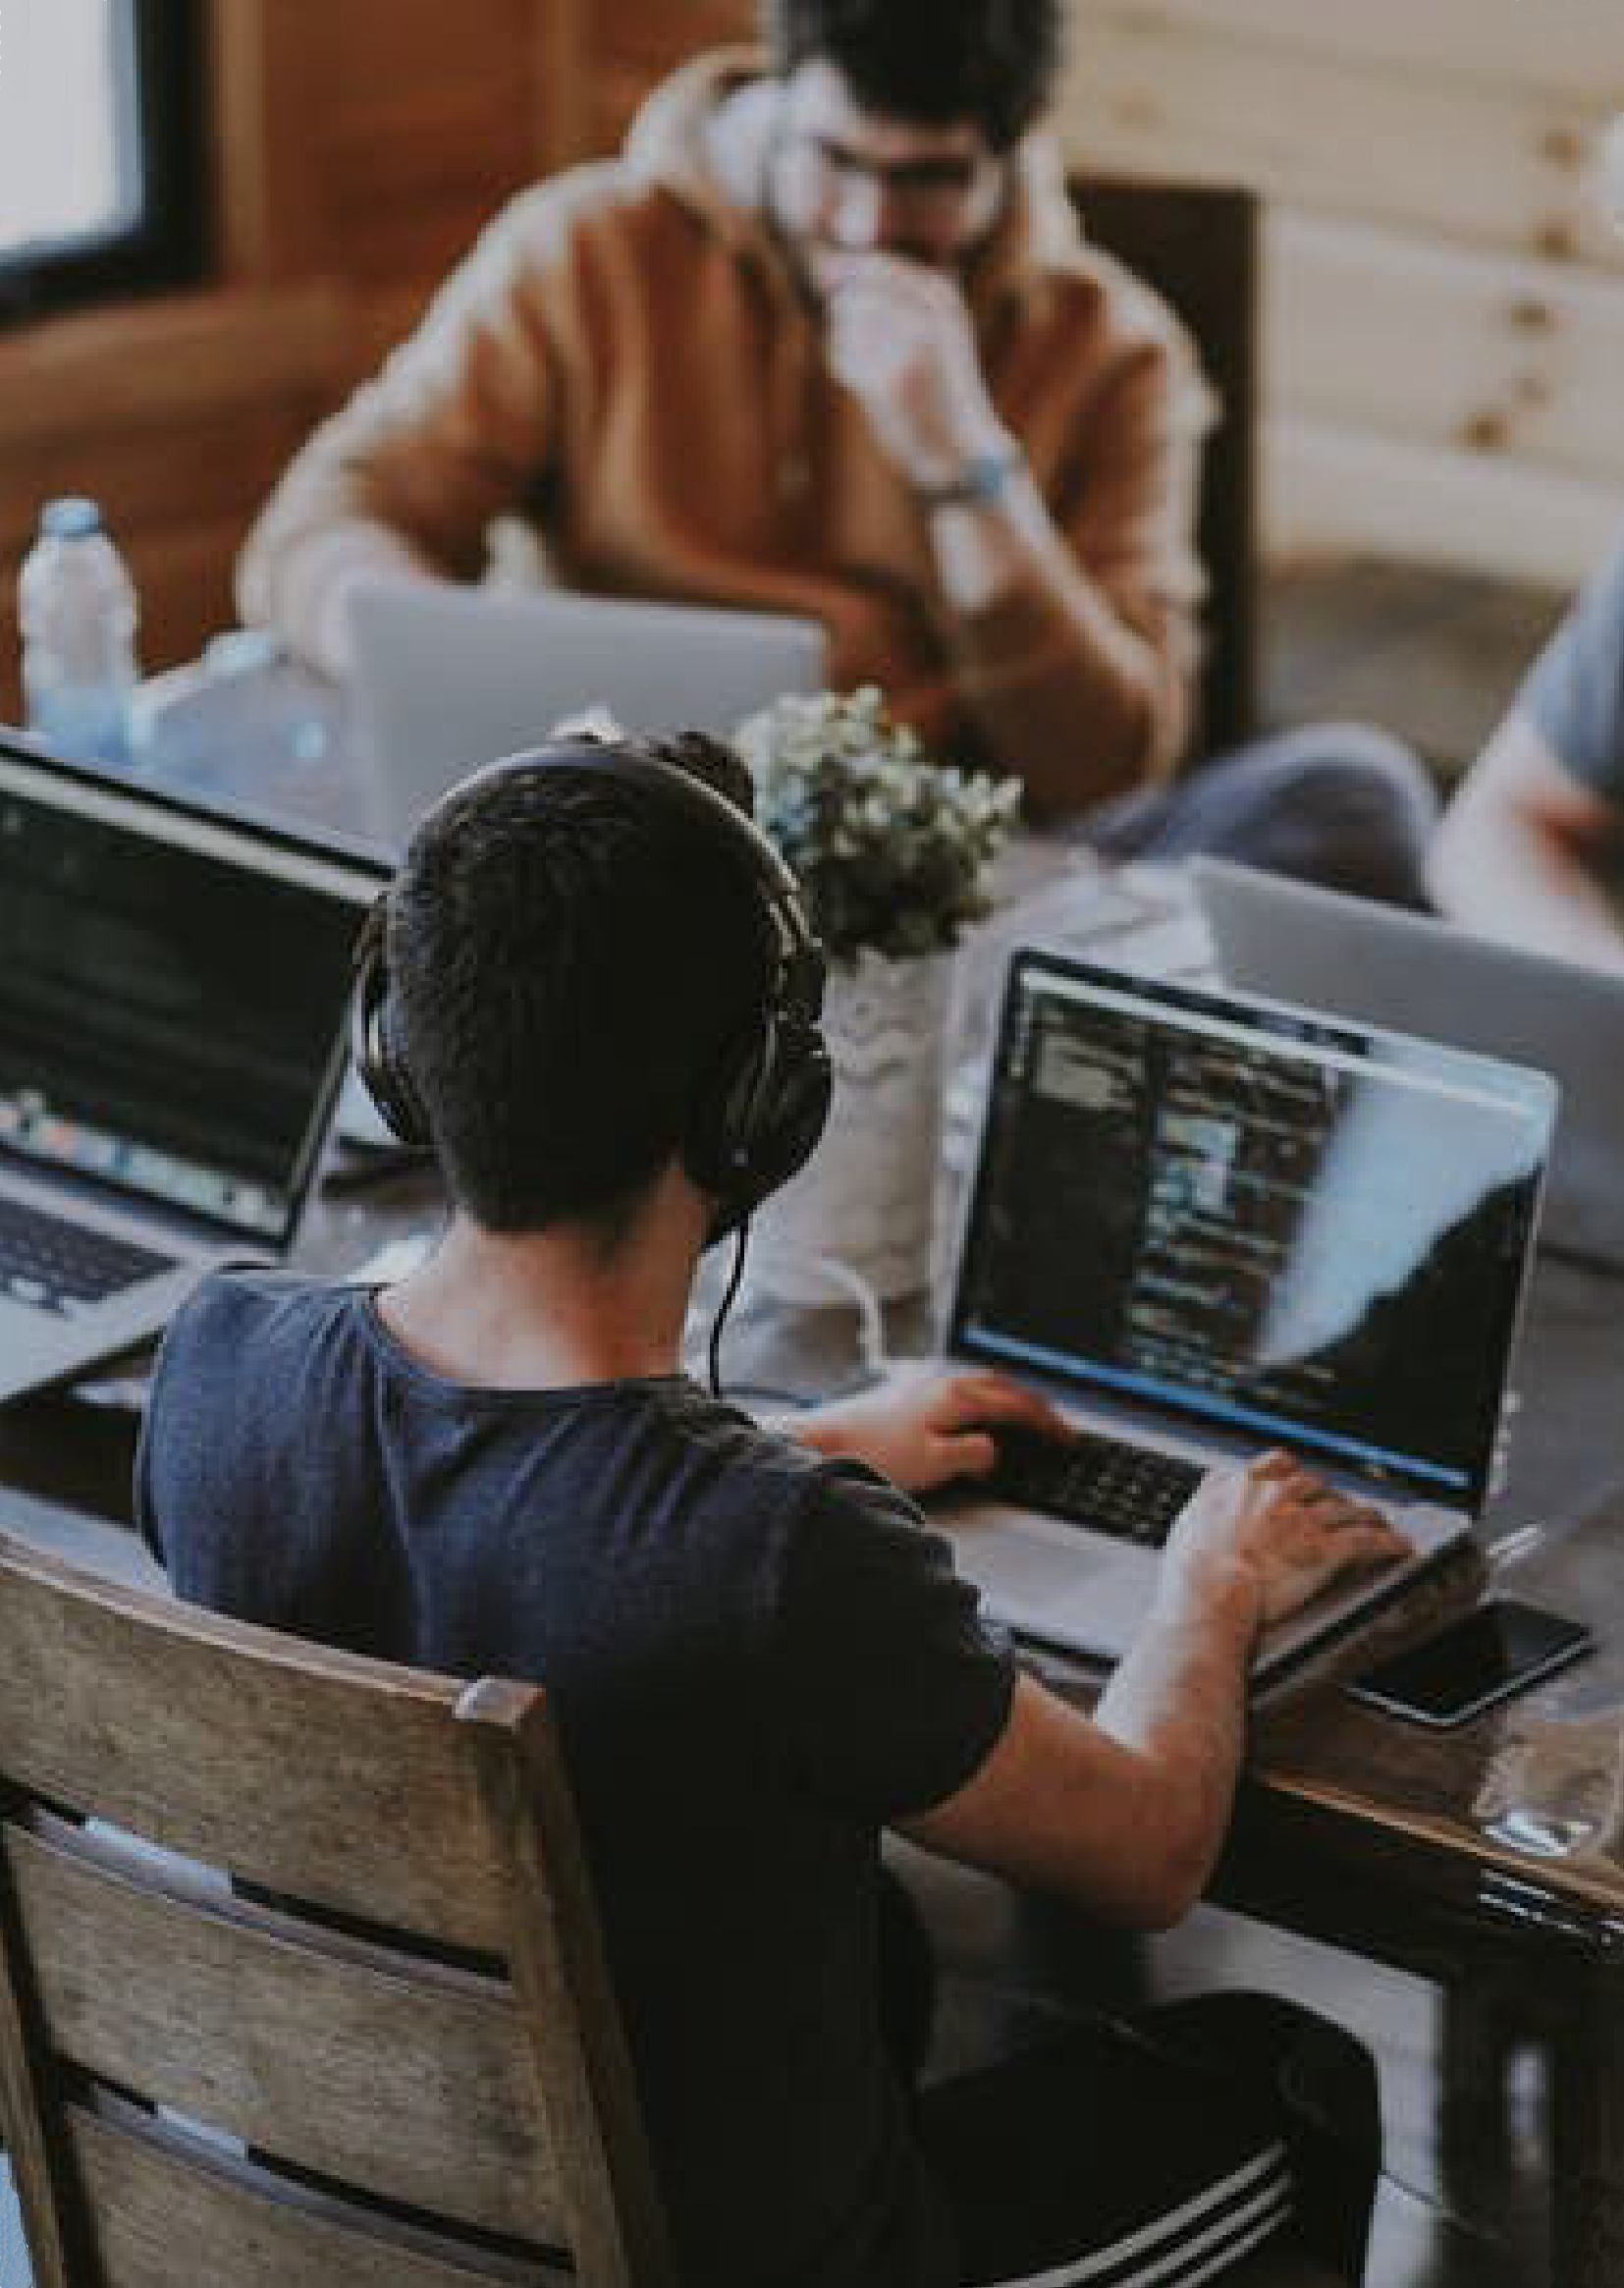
[1195,856,1624,1271]
[933,951,1555,1681]
[0,734,388,1402]
[347,580,828,851]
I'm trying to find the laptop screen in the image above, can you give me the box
[949,953,1555,1510]
[0,745,382,1244]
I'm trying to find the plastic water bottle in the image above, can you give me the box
[18,496,139,764]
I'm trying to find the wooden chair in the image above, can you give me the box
[1068,175,1261,763]
[0,1531,677,2287]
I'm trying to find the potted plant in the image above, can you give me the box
[731,684,1019,1303]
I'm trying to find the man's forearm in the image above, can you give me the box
[238,518,444,682]
[1430,802,1624,975]
[1429,714,1624,974]
[925,471,1187,812]
[1092,1567,1260,1917]
[899,1572,1260,1932]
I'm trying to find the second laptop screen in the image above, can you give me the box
[952,961,1550,1501]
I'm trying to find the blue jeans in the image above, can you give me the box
[1087,722,1438,909]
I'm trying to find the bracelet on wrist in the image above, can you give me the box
[913,440,1025,508]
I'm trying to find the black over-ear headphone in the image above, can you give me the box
[351,741,833,1232]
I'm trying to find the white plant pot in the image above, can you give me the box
[747,948,953,1306]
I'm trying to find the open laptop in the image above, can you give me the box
[0,732,389,1402]
[932,950,1555,1682]
[1194,856,1624,1271]
[347,580,828,851]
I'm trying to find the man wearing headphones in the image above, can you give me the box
[138,733,1402,2286]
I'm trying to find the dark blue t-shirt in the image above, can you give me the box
[1518,529,1624,806]
[136,1270,1017,2287]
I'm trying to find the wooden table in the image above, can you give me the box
[1227,1476,1624,2288]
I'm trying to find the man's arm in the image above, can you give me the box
[777,1381,1408,1930]
[823,252,1204,813]
[1428,713,1624,974]
[900,1453,1409,1929]
[237,191,566,680]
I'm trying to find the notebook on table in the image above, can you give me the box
[931,950,1556,1683]
[346,579,828,852]
[0,730,389,1402]
[1193,854,1624,1272]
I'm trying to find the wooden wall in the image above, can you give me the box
[6,1,1623,720]
[1057,1,1624,584]
[474,0,1624,586]
[0,0,589,718]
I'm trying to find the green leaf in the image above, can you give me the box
[732,685,1020,961]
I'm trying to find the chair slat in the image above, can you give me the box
[0,1531,680,2287]
[0,1537,511,1949]
[6,1819,562,2243]
[68,2101,567,2288]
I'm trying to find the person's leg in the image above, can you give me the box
[916,2011,1298,2285]
[1139,1991,1382,2285]
[1087,723,1438,909]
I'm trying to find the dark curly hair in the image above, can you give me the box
[388,733,772,1237]
[761,0,1064,150]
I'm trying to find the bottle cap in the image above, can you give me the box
[39,497,103,541]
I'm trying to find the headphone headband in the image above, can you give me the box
[402,738,819,995]
[351,738,832,1231]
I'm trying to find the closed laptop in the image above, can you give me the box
[347,579,828,851]
[1194,856,1624,1270]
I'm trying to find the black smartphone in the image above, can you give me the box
[1343,1598,1595,1727]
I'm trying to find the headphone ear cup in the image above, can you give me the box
[370,999,434,1152]
[681,1020,766,1208]
[739,1021,832,1201]
[352,903,433,1151]
[684,1012,832,1231]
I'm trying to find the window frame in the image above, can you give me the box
[0,0,205,324]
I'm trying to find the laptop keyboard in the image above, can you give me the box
[0,1194,176,1317]
[986,1425,1206,1549]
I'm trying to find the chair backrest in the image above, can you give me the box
[1068,175,1260,762]
[0,1531,677,2288]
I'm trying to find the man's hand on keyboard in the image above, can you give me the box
[1161,1450,1414,1630]
[780,1367,1074,1495]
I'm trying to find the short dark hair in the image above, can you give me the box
[762,0,1064,149]
[388,733,773,1238]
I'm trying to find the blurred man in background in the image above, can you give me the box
[239,0,1432,894]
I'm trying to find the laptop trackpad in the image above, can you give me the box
[975,1536,1120,1606]
[941,1514,1151,1659]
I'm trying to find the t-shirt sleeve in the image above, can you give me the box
[132,1272,265,1573]
[774,1470,1017,1823]
[133,1291,203,1566]
[1517,533,1624,804]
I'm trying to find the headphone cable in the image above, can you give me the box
[708,1220,752,1399]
